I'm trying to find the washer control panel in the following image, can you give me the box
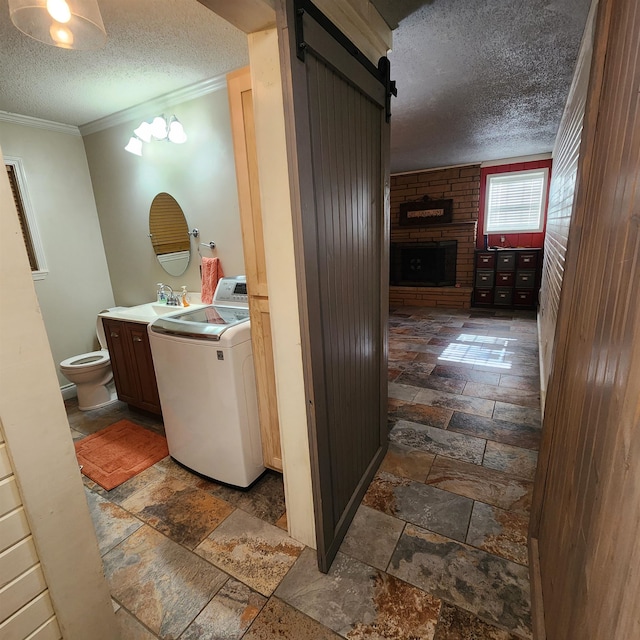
[213,276,249,307]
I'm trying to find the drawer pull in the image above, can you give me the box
[110,332,119,338]
[132,336,143,343]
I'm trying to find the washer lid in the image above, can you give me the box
[149,305,250,341]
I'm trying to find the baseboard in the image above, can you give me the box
[60,383,77,401]
[529,536,546,640]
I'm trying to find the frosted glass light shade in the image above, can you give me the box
[150,116,168,140]
[168,118,187,144]
[134,121,153,143]
[9,0,107,50]
[124,137,142,156]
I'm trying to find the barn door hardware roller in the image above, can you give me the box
[294,0,397,122]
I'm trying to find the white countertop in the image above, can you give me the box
[99,301,206,324]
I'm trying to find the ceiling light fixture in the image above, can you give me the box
[9,0,107,50]
[125,115,188,156]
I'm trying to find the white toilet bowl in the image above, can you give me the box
[60,316,116,411]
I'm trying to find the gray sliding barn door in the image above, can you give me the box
[277,0,392,572]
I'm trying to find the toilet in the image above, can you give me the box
[59,316,116,411]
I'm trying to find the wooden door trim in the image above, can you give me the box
[227,66,283,471]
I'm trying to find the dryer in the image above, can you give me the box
[148,276,264,487]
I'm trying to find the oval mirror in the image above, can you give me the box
[149,193,191,276]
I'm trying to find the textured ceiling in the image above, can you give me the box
[0,0,590,172]
[0,0,249,126]
[372,0,592,172]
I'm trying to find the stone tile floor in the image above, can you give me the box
[69,306,540,639]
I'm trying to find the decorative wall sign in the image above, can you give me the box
[399,198,454,226]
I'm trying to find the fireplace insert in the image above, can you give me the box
[390,241,457,287]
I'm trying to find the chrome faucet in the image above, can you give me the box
[160,284,180,306]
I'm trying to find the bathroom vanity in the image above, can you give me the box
[99,303,199,416]
[101,317,161,415]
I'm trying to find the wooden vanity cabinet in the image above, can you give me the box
[102,317,162,415]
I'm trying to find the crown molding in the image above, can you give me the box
[392,162,479,176]
[0,111,80,136]
[79,73,229,136]
[481,153,552,167]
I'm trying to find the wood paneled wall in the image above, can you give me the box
[0,422,62,639]
[531,0,640,637]
[538,5,596,397]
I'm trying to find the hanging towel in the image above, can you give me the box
[201,257,224,304]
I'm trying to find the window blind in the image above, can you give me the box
[5,164,38,271]
[485,169,547,233]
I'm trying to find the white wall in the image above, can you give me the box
[0,144,117,638]
[83,87,245,307]
[0,122,115,386]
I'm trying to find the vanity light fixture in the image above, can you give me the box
[150,116,169,140]
[9,0,107,50]
[133,121,153,143]
[124,136,143,156]
[167,118,187,144]
[125,115,187,156]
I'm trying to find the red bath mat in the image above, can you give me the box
[75,420,168,490]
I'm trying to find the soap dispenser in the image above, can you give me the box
[180,286,190,307]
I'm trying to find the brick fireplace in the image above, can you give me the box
[390,165,480,308]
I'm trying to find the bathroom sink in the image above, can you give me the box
[100,302,205,324]
[151,303,184,315]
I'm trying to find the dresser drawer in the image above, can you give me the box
[517,251,539,269]
[476,252,495,268]
[494,288,513,306]
[515,270,536,289]
[474,289,494,305]
[495,271,515,287]
[495,251,516,271]
[514,290,535,307]
[475,270,495,288]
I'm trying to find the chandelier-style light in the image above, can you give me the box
[125,115,187,156]
[9,0,107,50]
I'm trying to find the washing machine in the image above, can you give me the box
[148,276,264,487]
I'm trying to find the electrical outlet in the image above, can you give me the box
[500,235,505,244]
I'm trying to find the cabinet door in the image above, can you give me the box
[126,323,161,414]
[228,67,282,471]
[102,318,138,404]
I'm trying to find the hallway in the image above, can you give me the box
[71,306,540,639]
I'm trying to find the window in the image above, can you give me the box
[484,168,549,234]
[4,158,47,280]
